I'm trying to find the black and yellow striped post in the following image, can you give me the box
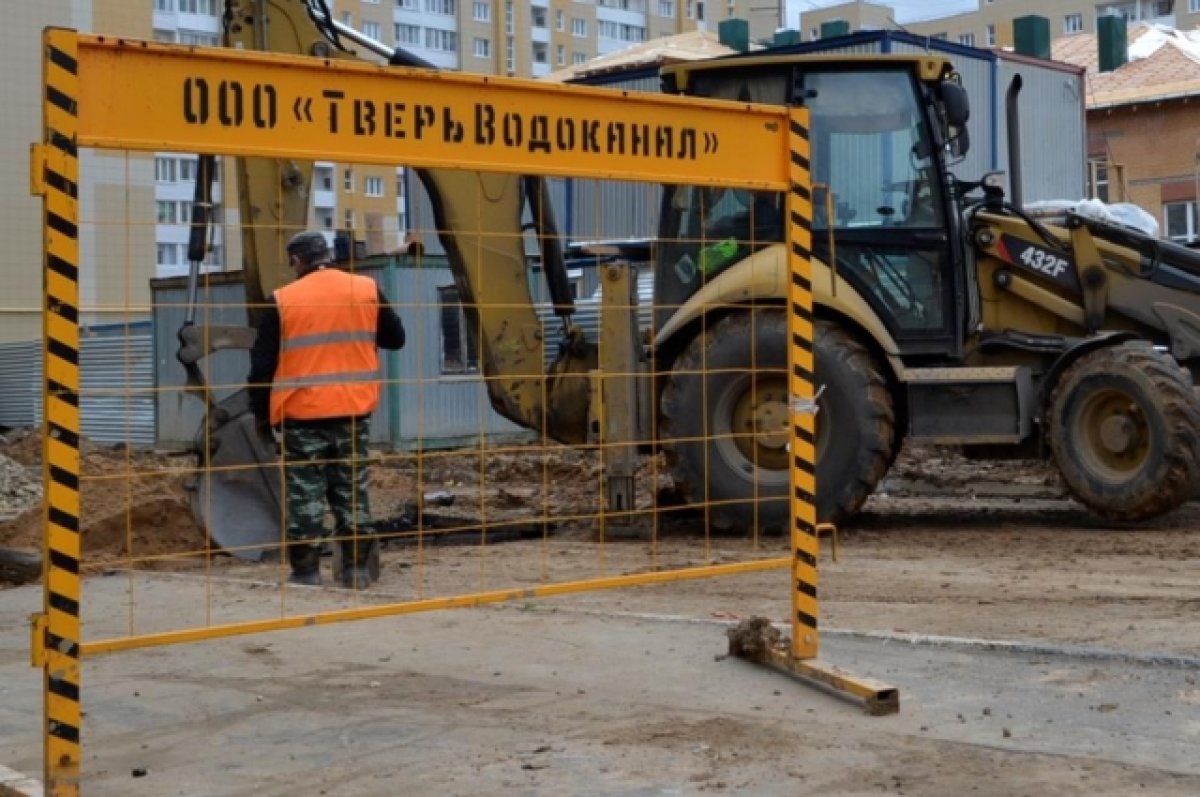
[731,108,898,715]
[785,108,820,661]
[31,27,84,795]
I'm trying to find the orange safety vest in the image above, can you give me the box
[270,268,381,426]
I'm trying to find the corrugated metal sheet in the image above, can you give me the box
[0,334,154,446]
[73,334,156,447]
[0,341,39,428]
[998,56,1086,202]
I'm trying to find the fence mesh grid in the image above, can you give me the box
[20,152,803,648]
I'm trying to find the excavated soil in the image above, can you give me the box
[0,428,206,574]
[1,426,1194,592]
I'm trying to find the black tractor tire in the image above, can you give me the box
[1047,342,1200,522]
[660,311,895,532]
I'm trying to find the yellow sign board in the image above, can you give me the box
[73,35,789,189]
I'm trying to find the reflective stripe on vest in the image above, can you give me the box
[270,268,381,425]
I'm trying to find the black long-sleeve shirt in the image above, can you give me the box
[247,274,405,424]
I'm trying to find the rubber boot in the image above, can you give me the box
[287,544,322,586]
[339,539,374,589]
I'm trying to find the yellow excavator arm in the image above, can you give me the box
[210,0,594,441]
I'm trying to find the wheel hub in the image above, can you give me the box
[1098,413,1136,455]
[752,399,789,450]
[1075,391,1150,478]
[727,379,790,472]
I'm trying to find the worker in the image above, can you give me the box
[247,231,405,588]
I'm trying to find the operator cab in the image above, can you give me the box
[657,55,971,359]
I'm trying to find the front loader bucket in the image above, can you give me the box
[187,391,283,562]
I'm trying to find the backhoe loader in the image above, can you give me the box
[182,1,1200,557]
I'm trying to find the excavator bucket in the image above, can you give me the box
[186,390,283,562]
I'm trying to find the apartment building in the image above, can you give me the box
[3,3,156,344]
[800,0,1200,49]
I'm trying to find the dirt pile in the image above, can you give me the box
[0,427,208,577]
[0,452,41,520]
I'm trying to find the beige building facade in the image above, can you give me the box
[800,1,1200,49]
[4,3,157,344]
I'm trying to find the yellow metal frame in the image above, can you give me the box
[32,28,897,792]
[32,29,84,796]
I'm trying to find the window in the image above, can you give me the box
[179,158,198,182]
[657,69,953,342]
[555,9,564,30]
[156,201,177,224]
[396,0,417,8]
[1191,0,1200,13]
[556,43,565,65]
[1154,0,1172,15]
[180,31,219,45]
[573,51,587,64]
[532,42,548,63]
[425,28,458,52]
[659,0,675,17]
[344,168,354,191]
[395,23,420,45]
[345,209,355,229]
[178,0,217,13]
[156,244,179,266]
[153,29,176,43]
[155,157,177,183]
[1064,13,1083,34]
[1087,157,1123,202]
[598,21,647,42]
[207,245,222,267]
[438,286,479,373]
[1164,201,1197,242]
[473,1,490,21]
[958,32,975,46]
[986,24,995,47]
[362,21,381,40]
[319,211,334,229]
[474,37,491,57]
[425,0,455,14]
[686,0,695,19]
[319,170,333,191]
[364,176,384,197]
[532,7,547,27]
[154,0,173,11]
[572,18,587,37]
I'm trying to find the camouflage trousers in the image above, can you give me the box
[281,418,373,559]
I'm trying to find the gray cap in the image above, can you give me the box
[286,231,332,265]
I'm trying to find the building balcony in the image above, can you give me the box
[313,189,336,209]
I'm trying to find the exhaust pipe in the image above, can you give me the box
[1005,74,1024,209]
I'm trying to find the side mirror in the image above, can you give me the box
[939,80,970,127]
[938,80,971,159]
